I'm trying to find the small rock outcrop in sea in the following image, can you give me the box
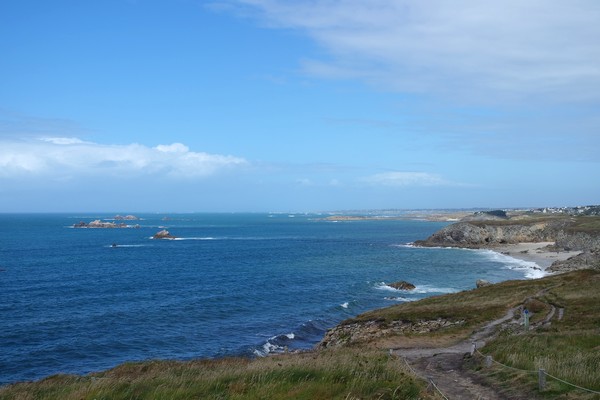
[388,281,416,290]
[476,279,493,288]
[73,220,140,228]
[152,229,177,239]
[114,214,139,220]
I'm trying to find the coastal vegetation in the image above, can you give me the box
[320,269,600,399]
[0,349,430,400]
[3,270,598,399]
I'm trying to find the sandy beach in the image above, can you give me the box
[492,242,582,270]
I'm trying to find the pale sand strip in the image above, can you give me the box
[492,242,582,269]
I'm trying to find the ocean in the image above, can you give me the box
[0,213,541,385]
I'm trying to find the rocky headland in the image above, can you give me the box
[413,211,600,273]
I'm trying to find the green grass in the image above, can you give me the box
[465,214,600,236]
[0,349,431,400]
[472,270,600,399]
[339,270,600,399]
[566,216,600,234]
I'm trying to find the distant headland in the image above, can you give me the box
[413,205,600,273]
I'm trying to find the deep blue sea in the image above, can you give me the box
[0,213,541,385]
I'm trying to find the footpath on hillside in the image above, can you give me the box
[391,289,559,400]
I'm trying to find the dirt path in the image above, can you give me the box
[391,288,559,399]
[392,307,519,399]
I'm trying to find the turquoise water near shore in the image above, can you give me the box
[0,213,539,385]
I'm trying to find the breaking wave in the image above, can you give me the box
[478,249,546,279]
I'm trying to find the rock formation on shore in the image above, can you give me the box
[476,279,493,288]
[414,214,600,272]
[413,220,563,248]
[319,318,465,349]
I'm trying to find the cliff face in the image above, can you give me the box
[556,230,600,251]
[413,221,561,248]
[414,216,600,272]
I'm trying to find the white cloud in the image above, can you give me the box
[40,137,89,145]
[362,171,454,187]
[222,0,600,101]
[0,138,248,179]
[154,143,189,153]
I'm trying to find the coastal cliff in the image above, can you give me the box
[413,218,566,248]
[414,214,600,272]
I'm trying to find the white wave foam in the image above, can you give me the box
[393,243,416,248]
[254,342,281,357]
[478,249,546,279]
[384,296,415,302]
[397,243,547,279]
[106,244,147,248]
[412,285,457,294]
[172,237,216,241]
[375,282,456,294]
[253,332,295,357]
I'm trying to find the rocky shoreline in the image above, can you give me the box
[413,214,600,273]
[317,211,600,350]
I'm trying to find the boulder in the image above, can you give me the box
[153,229,177,239]
[388,281,416,290]
[476,279,493,288]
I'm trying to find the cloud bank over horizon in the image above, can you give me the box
[0,137,248,179]
[1,1,598,211]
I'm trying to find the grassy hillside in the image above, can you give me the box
[0,348,432,400]
[3,270,598,399]
[337,269,600,399]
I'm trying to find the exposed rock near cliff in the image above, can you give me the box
[556,230,600,251]
[318,318,465,349]
[476,279,493,288]
[388,281,416,290]
[547,250,600,273]
[414,215,600,272]
[413,220,564,248]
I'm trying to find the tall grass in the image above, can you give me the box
[0,349,431,400]
[473,270,600,398]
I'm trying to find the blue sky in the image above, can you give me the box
[1,0,599,212]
